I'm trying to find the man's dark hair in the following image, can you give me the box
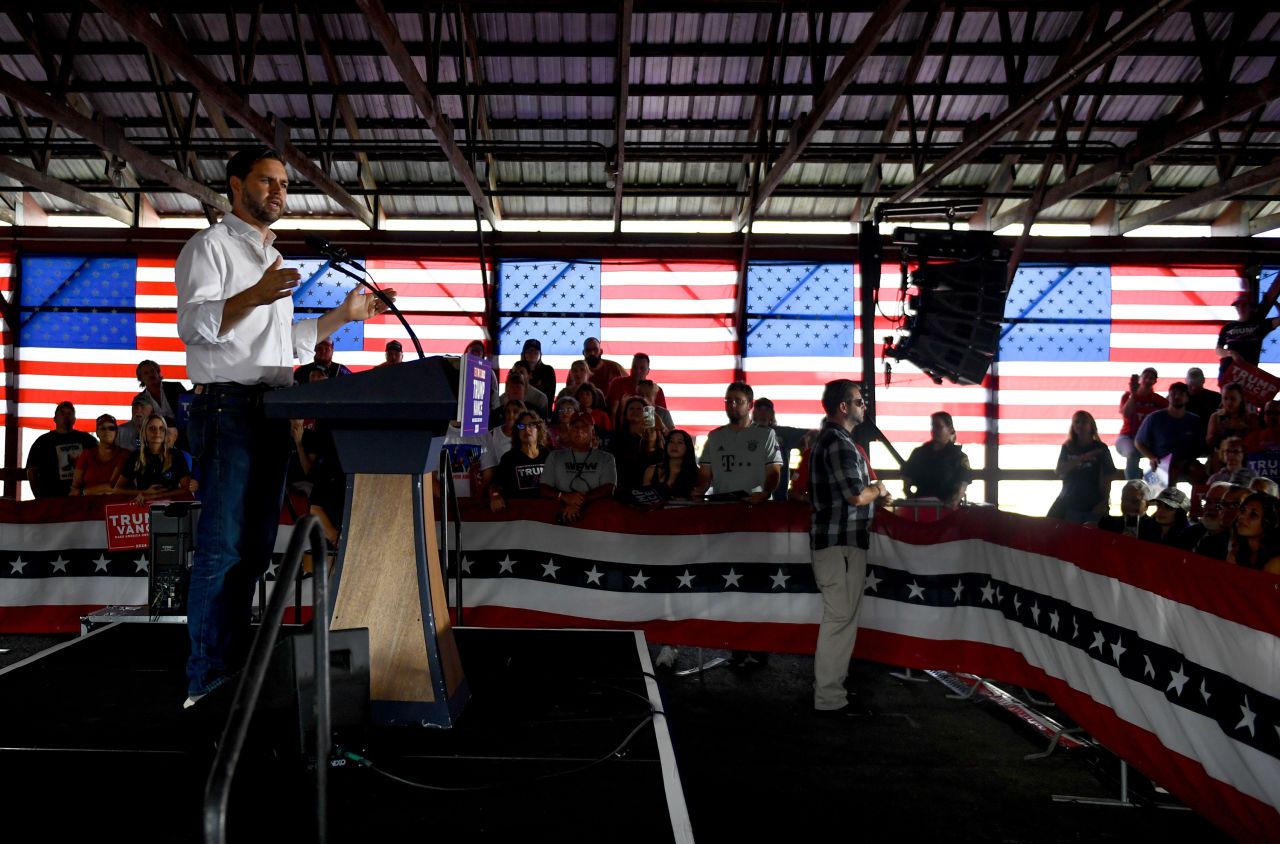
[726,380,753,403]
[821,379,860,416]
[632,352,650,363]
[754,397,774,410]
[225,146,285,201]
[1168,381,1189,396]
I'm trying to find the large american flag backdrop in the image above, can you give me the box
[2,248,1277,510]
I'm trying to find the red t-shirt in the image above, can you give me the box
[1118,390,1168,438]
[604,374,668,410]
[74,447,129,492]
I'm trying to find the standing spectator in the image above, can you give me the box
[548,396,579,448]
[810,379,892,717]
[1116,368,1167,480]
[605,353,668,420]
[582,336,626,394]
[1205,383,1256,472]
[489,412,551,512]
[117,396,153,452]
[1097,479,1156,539]
[134,359,189,432]
[636,380,674,432]
[901,412,972,508]
[293,338,352,384]
[26,401,97,498]
[1227,492,1280,571]
[70,413,130,495]
[693,382,783,503]
[1147,487,1191,547]
[643,429,699,499]
[1245,400,1280,452]
[540,412,618,524]
[480,400,527,488]
[1184,367,1221,436]
[1135,382,1203,485]
[519,339,557,400]
[376,339,403,367]
[113,415,196,503]
[751,397,810,502]
[1048,410,1117,524]
[608,396,665,494]
[560,359,590,400]
[1217,285,1280,381]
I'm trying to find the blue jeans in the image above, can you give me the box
[185,385,290,697]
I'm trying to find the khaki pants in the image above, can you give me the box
[812,544,867,711]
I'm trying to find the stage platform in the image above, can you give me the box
[0,622,690,843]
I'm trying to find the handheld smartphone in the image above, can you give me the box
[643,405,656,428]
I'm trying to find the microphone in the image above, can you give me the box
[303,234,350,264]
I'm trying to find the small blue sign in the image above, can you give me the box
[458,354,492,436]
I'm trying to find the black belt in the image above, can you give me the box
[194,382,277,395]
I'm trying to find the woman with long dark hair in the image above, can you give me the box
[608,396,664,494]
[113,415,196,504]
[1228,491,1280,571]
[643,429,698,499]
[1048,410,1117,523]
[901,411,971,507]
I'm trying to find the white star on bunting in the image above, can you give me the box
[676,570,695,589]
[1089,631,1106,653]
[1143,655,1155,679]
[585,566,604,586]
[630,570,650,589]
[907,581,925,601]
[9,556,26,574]
[951,580,964,602]
[1030,602,1040,625]
[722,569,742,589]
[1237,697,1257,738]
[1167,665,1189,696]
[1200,679,1211,705]
[49,555,70,574]
[1012,593,1022,614]
[541,559,560,579]
[864,569,882,593]
[980,581,995,603]
[460,556,474,574]
[770,568,790,590]
[93,554,111,573]
[1048,610,1060,632]
[498,554,517,574]
[1109,637,1126,663]
[134,555,149,573]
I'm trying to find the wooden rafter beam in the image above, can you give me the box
[890,0,1192,205]
[0,68,230,212]
[458,10,502,218]
[88,0,372,227]
[357,0,496,228]
[737,0,910,230]
[0,155,133,224]
[612,0,633,231]
[1116,158,1280,234]
[990,64,1280,231]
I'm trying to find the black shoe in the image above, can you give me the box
[728,650,769,671]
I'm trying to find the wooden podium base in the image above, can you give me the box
[330,472,467,727]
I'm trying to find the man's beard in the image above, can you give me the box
[243,192,282,225]
[585,353,602,367]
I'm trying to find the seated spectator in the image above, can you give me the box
[480,400,527,490]
[548,396,579,448]
[1135,382,1203,485]
[490,411,550,512]
[1048,410,1117,524]
[70,413,130,495]
[642,429,699,499]
[608,396,665,495]
[1206,383,1256,472]
[294,338,352,384]
[117,396,153,452]
[901,411,972,508]
[1181,481,1246,559]
[540,412,618,524]
[1252,476,1280,498]
[113,415,196,503]
[1227,492,1280,571]
[496,366,549,422]
[559,360,590,400]
[1147,486,1191,546]
[518,338,558,400]
[1116,368,1167,480]
[27,400,97,498]
[164,417,194,476]
[1097,479,1157,539]
[693,382,783,504]
[574,382,612,433]
[1206,437,1257,487]
[134,359,189,437]
[583,336,626,394]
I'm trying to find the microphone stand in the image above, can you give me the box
[318,257,426,361]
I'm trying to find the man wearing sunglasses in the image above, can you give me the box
[810,380,891,718]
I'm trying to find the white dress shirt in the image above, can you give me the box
[175,213,318,387]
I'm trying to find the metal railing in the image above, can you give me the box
[203,514,332,844]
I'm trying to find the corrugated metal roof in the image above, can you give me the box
[0,4,1274,233]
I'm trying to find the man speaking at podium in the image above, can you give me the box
[175,146,394,707]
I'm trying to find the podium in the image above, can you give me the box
[265,356,468,727]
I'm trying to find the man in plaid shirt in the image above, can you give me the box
[810,379,891,716]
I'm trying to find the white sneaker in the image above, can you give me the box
[183,693,205,710]
[655,645,679,669]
